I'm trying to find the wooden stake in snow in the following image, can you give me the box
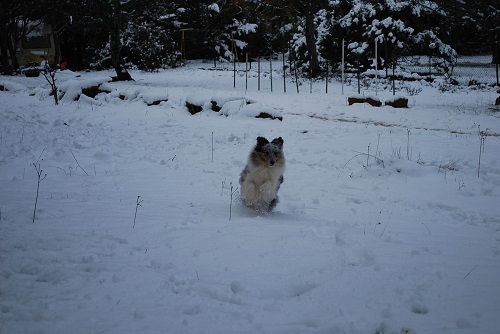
[282,51,286,93]
[325,61,329,94]
[292,45,299,93]
[429,55,432,81]
[270,52,273,92]
[341,39,345,95]
[181,30,185,62]
[357,63,361,94]
[230,182,233,220]
[233,34,236,89]
[406,128,411,161]
[375,39,378,96]
[392,61,396,96]
[257,57,261,91]
[245,52,248,92]
[309,56,313,94]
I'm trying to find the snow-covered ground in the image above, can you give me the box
[1,62,500,334]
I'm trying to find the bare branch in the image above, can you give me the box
[70,150,89,176]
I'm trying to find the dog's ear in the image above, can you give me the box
[256,136,269,147]
[271,137,283,149]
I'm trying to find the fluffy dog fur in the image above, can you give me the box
[239,136,285,212]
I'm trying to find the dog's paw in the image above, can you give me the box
[268,197,279,211]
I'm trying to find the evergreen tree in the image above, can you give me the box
[318,0,456,75]
[435,0,500,57]
[122,1,180,70]
[175,1,258,62]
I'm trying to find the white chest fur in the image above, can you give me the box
[240,162,285,211]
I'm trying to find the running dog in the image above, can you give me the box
[239,136,285,212]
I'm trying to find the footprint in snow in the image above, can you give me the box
[288,282,318,298]
[411,303,429,315]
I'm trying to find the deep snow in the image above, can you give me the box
[1,61,500,334]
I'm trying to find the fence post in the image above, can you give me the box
[375,39,378,96]
[258,57,260,91]
[496,32,499,86]
[341,38,345,95]
[270,51,273,92]
[213,46,217,68]
[357,62,360,94]
[429,55,432,81]
[325,61,329,94]
[309,66,312,94]
[294,54,299,94]
[392,61,396,96]
[283,51,286,93]
[181,30,185,62]
[233,51,236,88]
[232,34,236,89]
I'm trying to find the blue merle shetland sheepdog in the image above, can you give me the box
[239,137,285,212]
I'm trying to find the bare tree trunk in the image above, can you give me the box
[0,29,12,74]
[304,9,320,77]
[110,0,132,81]
[6,35,18,71]
[52,31,61,66]
[5,23,18,71]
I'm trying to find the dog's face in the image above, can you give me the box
[251,136,285,167]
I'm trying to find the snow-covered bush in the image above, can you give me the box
[122,22,180,71]
[175,1,258,62]
[316,0,457,77]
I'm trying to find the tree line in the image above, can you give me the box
[0,0,498,78]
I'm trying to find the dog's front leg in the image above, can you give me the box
[259,181,277,206]
[241,180,258,208]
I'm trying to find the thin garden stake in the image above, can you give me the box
[357,61,361,94]
[406,129,411,160]
[245,52,248,91]
[341,39,345,95]
[293,49,299,93]
[325,61,329,94]
[257,57,261,91]
[375,39,378,96]
[233,44,236,88]
[392,61,396,96]
[478,137,484,178]
[270,52,273,92]
[282,51,286,93]
[181,30,185,61]
[309,61,312,94]
[496,34,499,85]
[429,55,432,81]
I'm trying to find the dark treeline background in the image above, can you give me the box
[0,0,499,77]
